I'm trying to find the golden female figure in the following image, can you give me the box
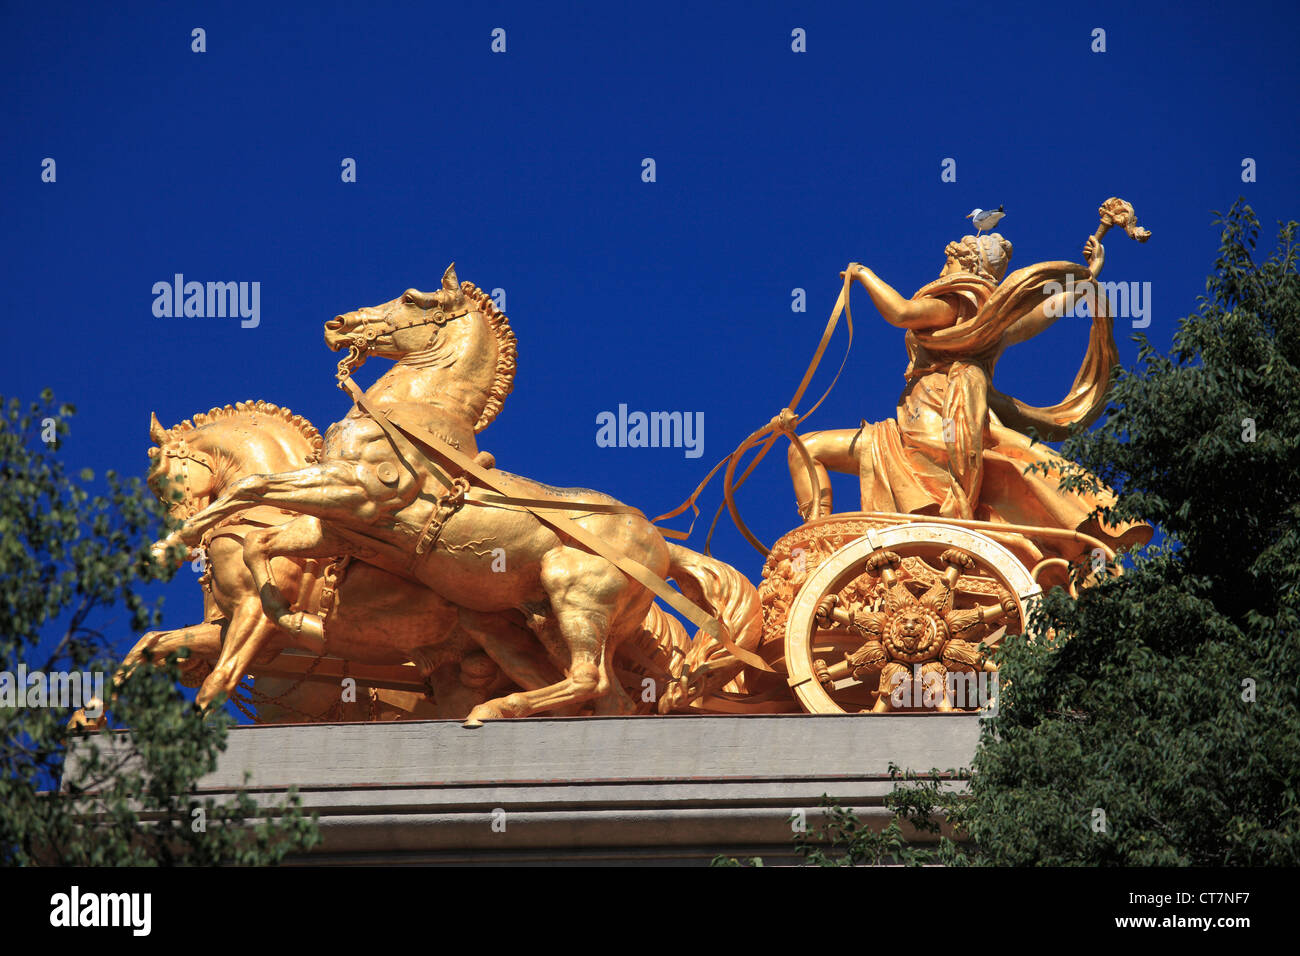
[789,231,1150,566]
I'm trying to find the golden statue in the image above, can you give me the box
[73,199,1152,728]
[752,198,1155,712]
[788,201,1152,571]
[151,266,759,725]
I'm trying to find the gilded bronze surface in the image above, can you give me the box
[75,200,1152,726]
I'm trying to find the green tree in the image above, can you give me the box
[788,766,969,866]
[963,200,1300,864]
[0,391,319,864]
[711,765,969,867]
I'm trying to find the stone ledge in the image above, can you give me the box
[70,714,982,864]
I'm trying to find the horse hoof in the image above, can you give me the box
[286,611,326,648]
[463,702,501,725]
[67,708,105,731]
[298,612,325,643]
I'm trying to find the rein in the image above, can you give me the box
[334,372,770,673]
[652,266,859,557]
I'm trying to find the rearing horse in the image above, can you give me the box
[164,265,759,721]
[104,401,530,722]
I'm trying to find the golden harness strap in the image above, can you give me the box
[337,375,769,672]
[652,266,859,556]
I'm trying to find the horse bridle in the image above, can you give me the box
[153,441,218,520]
[335,299,476,386]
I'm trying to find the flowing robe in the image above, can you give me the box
[857,263,1151,565]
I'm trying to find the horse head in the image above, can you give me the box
[324,263,518,434]
[148,414,220,520]
[324,263,474,364]
[147,403,322,520]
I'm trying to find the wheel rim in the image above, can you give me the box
[785,523,1039,714]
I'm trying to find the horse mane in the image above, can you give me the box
[459,281,517,433]
[164,400,324,460]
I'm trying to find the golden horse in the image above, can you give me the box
[162,266,759,722]
[76,401,541,724]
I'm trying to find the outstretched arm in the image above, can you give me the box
[845,264,956,331]
[1084,235,1105,279]
[1001,238,1106,348]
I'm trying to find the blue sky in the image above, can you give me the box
[4,0,1299,667]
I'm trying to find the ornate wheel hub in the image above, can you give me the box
[883,606,947,663]
[772,521,1041,715]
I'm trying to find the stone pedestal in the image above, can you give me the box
[80,714,982,864]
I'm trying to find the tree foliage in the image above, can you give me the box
[0,391,319,864]
[711,765,969,867]
[963,200,1300,864]
[790,767,969,867]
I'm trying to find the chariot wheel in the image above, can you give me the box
[784,522,1040,715]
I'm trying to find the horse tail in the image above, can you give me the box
[615,602,691,713]
[652,544,763,713]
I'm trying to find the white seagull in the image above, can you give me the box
[965,205,1005,235]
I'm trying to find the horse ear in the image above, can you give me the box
[149,412,167,445]
[442,262,458,291]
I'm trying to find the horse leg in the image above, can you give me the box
[589,600,653,716]
[424,661,496,720]
[117,623,224,684]
[456,608,584,717]
[464,547,627,724]
[457,608,564,692]
[590,647,639,716]
[69,623,224,728]
[167,458,389,549]
[242,514,351,644]
[196,598,284,711]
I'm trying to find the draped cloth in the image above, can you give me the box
[857,263,1151,565]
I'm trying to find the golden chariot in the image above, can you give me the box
[670,507,1115,716]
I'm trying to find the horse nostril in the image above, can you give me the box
[325,317,344,331]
